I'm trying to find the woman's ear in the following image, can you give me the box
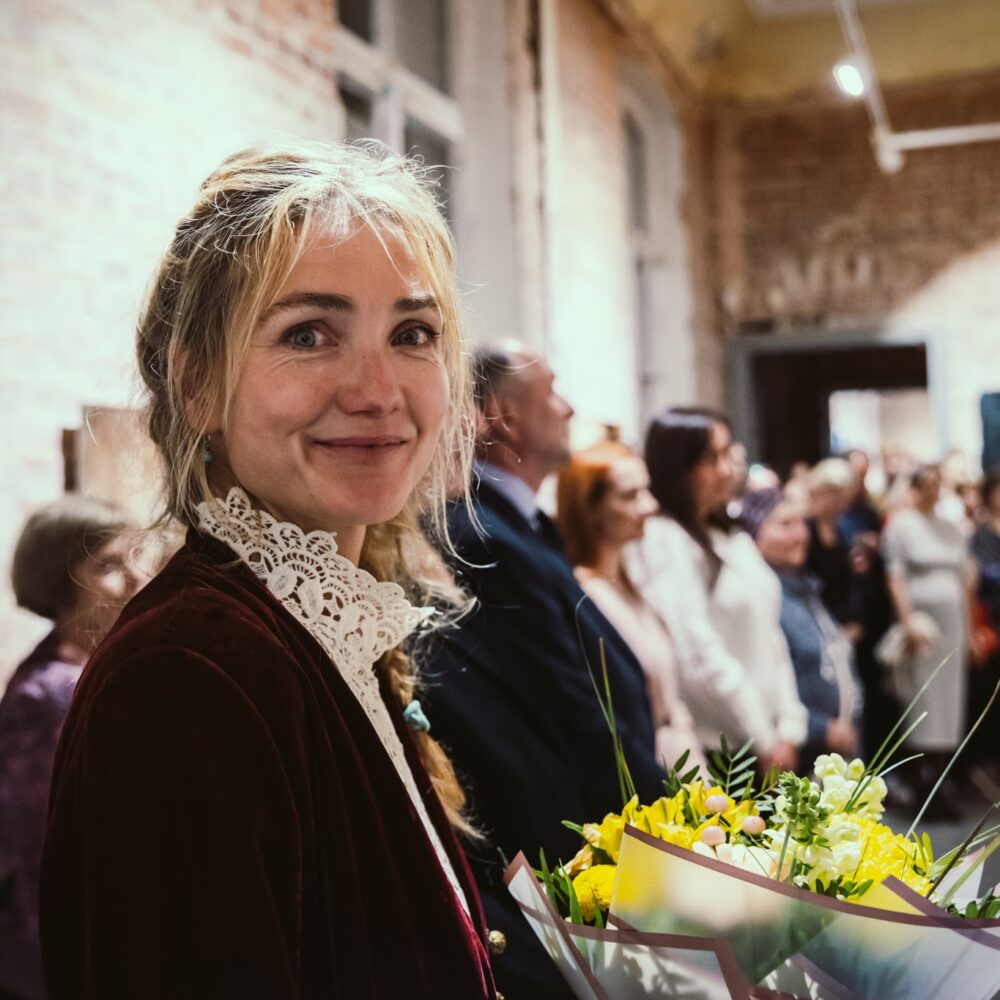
[183,393,223,439]
[174,348,223,436]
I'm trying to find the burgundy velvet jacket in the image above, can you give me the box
[40,532,495,999]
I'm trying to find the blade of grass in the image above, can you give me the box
[908,672,1000,836]
[929,800,998,897]
[940,832,1000,907]
[868,656,950,772]
[574,600,637,807]
[844,712,928,813]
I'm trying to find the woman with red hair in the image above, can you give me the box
[556,442,703,769]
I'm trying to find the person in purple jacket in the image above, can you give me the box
[1,496,142,999]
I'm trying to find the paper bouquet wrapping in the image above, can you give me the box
[505,751,1000,999]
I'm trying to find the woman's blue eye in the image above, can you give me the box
[396,326,437,347]
[287,326,320,348]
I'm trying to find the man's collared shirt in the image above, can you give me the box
[475,461,540,529]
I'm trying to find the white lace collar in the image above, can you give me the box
[195,488,434,672]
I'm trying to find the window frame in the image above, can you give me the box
[335,0,463,154]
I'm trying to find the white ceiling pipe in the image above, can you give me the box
[832,0,1000,173]
[886,122,1000,151]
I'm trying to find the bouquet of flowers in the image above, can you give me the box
[505,667,1000,999]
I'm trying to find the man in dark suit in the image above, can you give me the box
[423,347,664,999]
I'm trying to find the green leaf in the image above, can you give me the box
[575,606,638,809]
[567,872,583,924]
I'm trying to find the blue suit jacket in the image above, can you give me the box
[423,481,663,998]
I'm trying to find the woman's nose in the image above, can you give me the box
[337,346,404,415]
[638,489,659,517]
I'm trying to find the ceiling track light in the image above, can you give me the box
[832,0,1000,175]
[833,59,866,98]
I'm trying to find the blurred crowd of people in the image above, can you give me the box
[3,345,999,999]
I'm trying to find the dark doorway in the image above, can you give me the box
[752,343,927,476]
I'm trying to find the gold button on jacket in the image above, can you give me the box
[487,929,507,955]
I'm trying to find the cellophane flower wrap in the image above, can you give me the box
[506,746,1000,999]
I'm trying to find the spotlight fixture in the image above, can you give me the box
[833,59,865,98]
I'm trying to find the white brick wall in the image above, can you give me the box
[0,0,340,677]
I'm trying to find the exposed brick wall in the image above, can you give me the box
[0,0,340,676]
[679,108,724,408]
[716,72,1000,330]
[710,70,1000,461]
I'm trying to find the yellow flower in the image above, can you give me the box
[685,779,711,817]
[583,798,633,862]
[849,816,933,898]
[652,822,698,850]
[572,865,617,922]
[563,843,594,878]
[579,783,766,872]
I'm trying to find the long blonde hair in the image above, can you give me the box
[136,139,476,830]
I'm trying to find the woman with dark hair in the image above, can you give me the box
[1,496,143,1000]
[556,442,703,768]
[638,408,806,773]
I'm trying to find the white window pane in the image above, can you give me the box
[405,119,452,215]
[396,0,450,93]
[339,78,374,141]
[339,0,374,43]
[624,112,649,233]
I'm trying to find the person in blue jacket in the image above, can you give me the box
[744,487,862,770]
[423,346,664,1000]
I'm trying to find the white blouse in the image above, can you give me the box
[633,517,807,755]
[196,488,469,915]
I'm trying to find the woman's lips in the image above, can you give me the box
[311,436,411,463]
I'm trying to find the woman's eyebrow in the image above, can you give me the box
[395,295,438,313]
[260,292,438,321]
[261,292,354,322]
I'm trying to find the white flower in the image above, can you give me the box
[694,841,790,880]
[813,753,848,779]
[818,774,853,814]
[823,816,863,846]
[845,758,866,781]
[812,754,887,821]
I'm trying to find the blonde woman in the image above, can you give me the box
[40,143,496,998]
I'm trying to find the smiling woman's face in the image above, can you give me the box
[209,223,449,557]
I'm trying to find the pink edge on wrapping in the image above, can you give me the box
[503,851,753,1000]
[503,853,611,1000]
[878,876,1000,948]
[622,826,1000,931]
[790,954,864,1000]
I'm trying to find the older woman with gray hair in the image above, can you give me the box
[804,457,859,629]
[0,496,142,1000]
[744,487,862,771]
